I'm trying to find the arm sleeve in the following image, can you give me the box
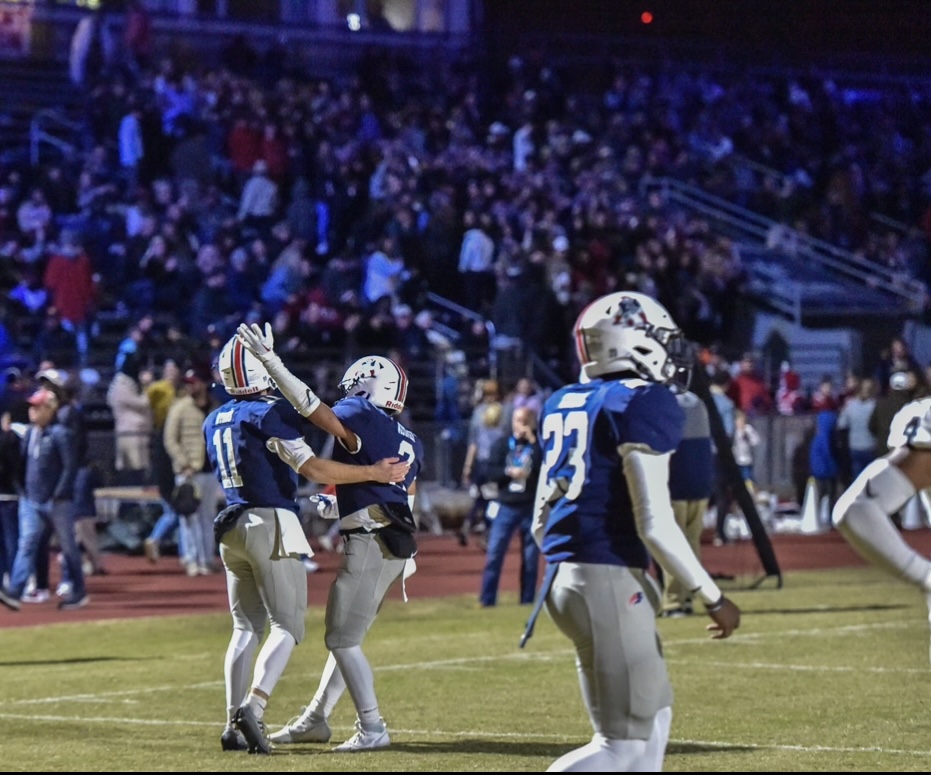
[623,445,722,605]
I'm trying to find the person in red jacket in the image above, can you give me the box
[42,229,97,367]
[227,116,261,185]
[727,352,773,417]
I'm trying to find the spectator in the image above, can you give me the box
[16,188,52,244]
[237,160,279,239]
[51,373,105,578]
[114,314,154,371]
[0,386,86,611]
[775,362,807,415]
[362,236,407,309]
[459,379,506,547]
[810,376,839,412]
[123,0,152,73]
[0,410,22,588]
[809,396,841,529]
[874,337,920,398]
[390,304,431,362]
[163,366,223,577]
[105,353,153,485]
[478,406,542,607]
[502,377,544,429]
[870,370,922,457]
[727,352,773,417]
[118,101,145,192]
[662,390,714,616]
[732,409,760,489]
[837,376,878,483]
[143,358,185,565]
[42,230,97,367]
[457,211,496,313]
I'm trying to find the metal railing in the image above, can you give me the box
[425,292,498,380]
[29,108,82,166]
[640,175,925,321]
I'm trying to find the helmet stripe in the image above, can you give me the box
[391,359,407,405]
[232,338,247,388]
[574,299,597,364]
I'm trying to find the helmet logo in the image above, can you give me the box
[613,297,648,328]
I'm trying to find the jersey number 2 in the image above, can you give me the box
[541,410,589,500]
[212,428,243,489]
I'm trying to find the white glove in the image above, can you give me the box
[236,322,276,363]
[309,493,340,520]
[236,321,321,418]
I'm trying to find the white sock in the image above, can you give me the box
[250,627,296,718]
[630,707,672,772]
[224,630,258,726]
[307,651,346,721]
[547,735,647,772]
[247,691,268,720]
[331,645,381,728]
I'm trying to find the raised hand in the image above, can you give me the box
[236,322,275,361]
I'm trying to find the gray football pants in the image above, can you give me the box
[545,562,673,741]
[325,531,407,648]
[220,507,307,643]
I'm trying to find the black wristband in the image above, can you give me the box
[705,596,726,613]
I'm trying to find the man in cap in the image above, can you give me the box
[164,366,223,576]
[0,386,86,611]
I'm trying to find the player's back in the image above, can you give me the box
[204,396,307,511]
[331,396,422,515]
[538,377,684,568]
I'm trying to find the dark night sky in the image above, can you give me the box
[482,0,931,58]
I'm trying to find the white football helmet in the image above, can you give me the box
[217,335,275,396]
[573,291,693,389]
[339,355,408,414]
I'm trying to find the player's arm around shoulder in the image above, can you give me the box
[299,454,408,486]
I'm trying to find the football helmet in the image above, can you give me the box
[573,291,693,389]
[339,356,408,414]
[217,335,275,396]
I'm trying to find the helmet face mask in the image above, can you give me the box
[217,336,275,396]
[574,292,693,392]
[339,356,407,414]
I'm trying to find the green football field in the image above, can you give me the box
[2,566,931,772]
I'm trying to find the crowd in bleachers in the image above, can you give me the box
[0,21,928,418]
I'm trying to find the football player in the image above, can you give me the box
[521,291,741,772]
[236,323,422,752]
[832,394,931,660]
[207,335,409,754]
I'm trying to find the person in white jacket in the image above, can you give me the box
[105,353,153,483]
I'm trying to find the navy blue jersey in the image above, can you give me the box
[538,378,684,569]
[331,396,423,515]
[204,396,312,511]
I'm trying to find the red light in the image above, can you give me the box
[641,11,653,24]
